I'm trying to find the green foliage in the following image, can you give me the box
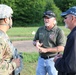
[0,0,46,26]
[1,0,74,26]
[13,0,46,26]
[54,0,76,12]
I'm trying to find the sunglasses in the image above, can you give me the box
[64,16,68,19]
[64,15,73,19]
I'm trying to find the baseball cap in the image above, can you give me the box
[61,6,76,17]
[43,10,56,18]
[0,4,13,19]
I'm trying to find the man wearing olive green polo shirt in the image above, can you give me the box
[33,10,66,75]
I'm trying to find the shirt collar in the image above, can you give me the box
[44,25,57,31]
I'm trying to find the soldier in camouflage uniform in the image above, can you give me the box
[0,4,23,75]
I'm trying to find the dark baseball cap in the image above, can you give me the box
[43,10,56,18]
[61,6,76,17]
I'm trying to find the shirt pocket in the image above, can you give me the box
[39,33,44,43]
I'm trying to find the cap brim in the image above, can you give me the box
[43,15,55,18]
[43,15,51,18]
[61,12,68,17]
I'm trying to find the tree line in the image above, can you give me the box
[0,0,76,27]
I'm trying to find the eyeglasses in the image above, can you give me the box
[64,16,68,19]
[64,15,74,19]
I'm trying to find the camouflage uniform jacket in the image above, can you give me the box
[0,30,23,75]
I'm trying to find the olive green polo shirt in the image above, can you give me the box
[33,25,66,56]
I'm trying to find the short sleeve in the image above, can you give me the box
[56,28,66,46]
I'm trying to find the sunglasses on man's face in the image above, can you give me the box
[64,16,68,19]
[63,15,74,19]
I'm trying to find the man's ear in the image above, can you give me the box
[71,16,76,23]
[71,16,73,21]
[4,18,8,23]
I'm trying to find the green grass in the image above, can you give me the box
[7,26,70,41]
[21,52,39,75]
[8,27,38,37]
[7,27,39,41]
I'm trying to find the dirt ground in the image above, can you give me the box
[13,40,38,53]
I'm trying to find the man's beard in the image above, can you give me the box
[8,19,12,29]
[65,23,68,28]
[45,23,50,26]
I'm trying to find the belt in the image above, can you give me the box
[41,55,55,59]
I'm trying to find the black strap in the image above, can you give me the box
[11,71,20,75]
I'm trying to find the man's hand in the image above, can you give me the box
[36,41,47,53]
[39,47,47,53]
[12,58,20,68]
[35,41,48,53]
[53,54,62,62]
[36,41,43,49]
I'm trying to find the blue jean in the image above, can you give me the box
[36,56,57,75]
